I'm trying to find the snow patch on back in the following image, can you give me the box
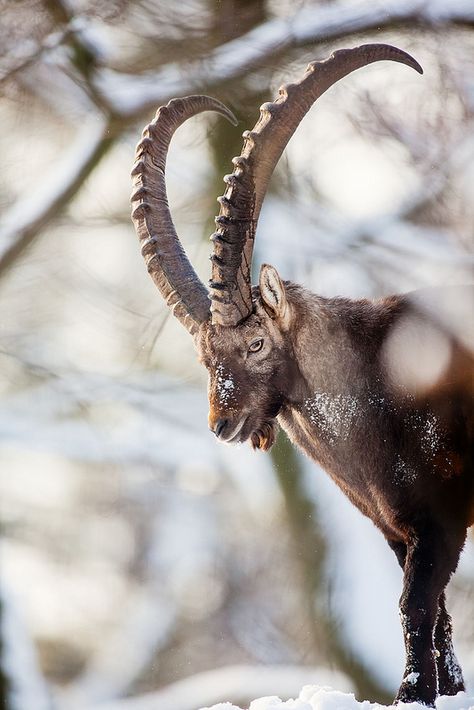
[419,412,443,459]
[304,393,359,443]
[393,453,417,484]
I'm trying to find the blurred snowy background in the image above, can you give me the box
[0,1,473,709]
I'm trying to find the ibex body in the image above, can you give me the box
[131,44,474,706]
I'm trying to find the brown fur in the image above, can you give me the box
[195,271,474,705]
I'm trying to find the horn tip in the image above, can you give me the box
[361,43,424,75]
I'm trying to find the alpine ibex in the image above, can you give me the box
[131,44,474,706]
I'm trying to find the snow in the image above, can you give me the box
[200,685,474,710]
[293,0,474,44]
[403,671,419,685]
[215,364,237,405]
[393,453,416,485]
[304,393,359,443]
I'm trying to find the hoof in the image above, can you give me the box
[395,673,436,707]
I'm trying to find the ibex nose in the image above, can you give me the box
[214,418,228,438]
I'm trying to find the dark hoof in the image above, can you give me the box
[396,674,436,707]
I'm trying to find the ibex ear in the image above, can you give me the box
[259,264,290,328]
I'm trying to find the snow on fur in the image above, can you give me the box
[200,685,474,710]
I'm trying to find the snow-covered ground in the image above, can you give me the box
[201,685,474,710]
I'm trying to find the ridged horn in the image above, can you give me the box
[209,43,423,326]
[131,96,237,336]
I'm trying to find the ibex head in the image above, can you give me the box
[131,44,422,450]
[197,263,297,450]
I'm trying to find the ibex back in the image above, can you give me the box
[131,44,474,706]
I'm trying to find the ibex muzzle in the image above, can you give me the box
[131,44,474,707]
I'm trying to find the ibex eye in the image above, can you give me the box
[248,338,264,353]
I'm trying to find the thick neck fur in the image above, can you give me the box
[280,282,403,407]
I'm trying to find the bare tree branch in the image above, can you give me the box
[1,0,473,279]
[94,0,474,119]
[0,117,116,278]
[0,29,70,87]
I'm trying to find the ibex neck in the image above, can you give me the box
[284,284,402,406]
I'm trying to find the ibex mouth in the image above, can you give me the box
[216,413,279,450]
[217,417,246,443]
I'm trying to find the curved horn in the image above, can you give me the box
[131,96,237,336]
[209,43,423,326]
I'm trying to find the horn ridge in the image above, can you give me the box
[209,43,423,327]
[131,95,237,335]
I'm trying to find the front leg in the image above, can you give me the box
[395,526,464,707]
[387,539,465,698]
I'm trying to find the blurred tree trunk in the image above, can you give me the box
[270,432,392,703]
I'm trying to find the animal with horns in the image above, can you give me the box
[131,44,474,707]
